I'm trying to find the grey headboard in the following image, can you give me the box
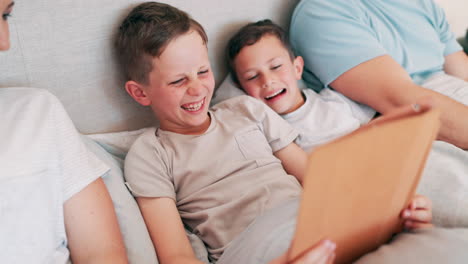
[0,0,299,134]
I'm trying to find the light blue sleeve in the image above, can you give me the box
[290,0,386,89]
[429,0,462,56]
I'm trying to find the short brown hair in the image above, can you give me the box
[115,2,208,84]
[226,19,294,84]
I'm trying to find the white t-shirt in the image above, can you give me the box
[0,88,108,263]
[125,95,301,261]
[282,88,375,152]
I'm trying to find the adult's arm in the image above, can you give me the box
[64,178,128,264]
[330,55,468,149]
[444,50,468,81]
[136,197,204,264]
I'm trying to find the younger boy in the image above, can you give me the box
[115,3,434,264]
[227,19,376,152]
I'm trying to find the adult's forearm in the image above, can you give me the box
[381,85,468,150]
[329,55,468,149]
[432,98,468,149]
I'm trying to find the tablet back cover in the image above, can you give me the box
[288,109,440,264]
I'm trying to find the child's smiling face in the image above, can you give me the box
[140,31,215,135]
[234,35,304,115]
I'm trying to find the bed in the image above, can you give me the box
[1,0,467,263]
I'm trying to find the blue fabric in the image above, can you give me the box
[290,0,463,91]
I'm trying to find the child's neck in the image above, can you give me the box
[283,90,306,115]
[162,113,212,135]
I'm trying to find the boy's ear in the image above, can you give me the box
[125,80,152,106]
[293,56,305,80]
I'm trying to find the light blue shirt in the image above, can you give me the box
[290,0,463,91]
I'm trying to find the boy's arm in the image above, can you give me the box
[136,196,204,264]
[330,54,468,149]
[274,142,308,184]
[64,178,128,264]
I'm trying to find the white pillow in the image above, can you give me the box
[212,74,246,106]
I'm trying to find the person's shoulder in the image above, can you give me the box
[212,94,259,108]
[302,88,319,98]
[291,0,362,35]
[212,95,269,119]
[416,0,442,14]
[294,0,357,14]
[0,88,68,123]
[130,127,158,145]
[127,127,159,155]
[1,87,61,106]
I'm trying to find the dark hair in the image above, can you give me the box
[226,19,295,84]
[115,2,208,84]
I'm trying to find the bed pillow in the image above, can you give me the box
[212,74,246,106]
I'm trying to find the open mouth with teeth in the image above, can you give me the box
[265,88,287,101]
[181,97,205,112]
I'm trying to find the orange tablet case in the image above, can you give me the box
[288,108,441,264]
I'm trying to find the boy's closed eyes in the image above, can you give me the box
[233,34,304,115]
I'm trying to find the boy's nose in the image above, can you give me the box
[187,79,204,96]
[261,73,274,89]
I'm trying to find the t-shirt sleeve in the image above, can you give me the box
[290,0,386,88]
[240,96,298,152]
[49,93,109,201]
[429,0,462,56]
[124,130,176,200]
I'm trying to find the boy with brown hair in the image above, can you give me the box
[115,3,437,264]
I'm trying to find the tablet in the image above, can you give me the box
[288,108,440,264]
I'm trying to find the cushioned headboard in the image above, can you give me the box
[0,0,299,134]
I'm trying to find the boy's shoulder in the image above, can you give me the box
[211,95,271,121]
[127,127,159,155]
[212,95,267,112]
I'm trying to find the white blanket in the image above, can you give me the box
[415,73,468,227]
[417,141,468,227]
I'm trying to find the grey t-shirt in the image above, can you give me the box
[124,95,301,261]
